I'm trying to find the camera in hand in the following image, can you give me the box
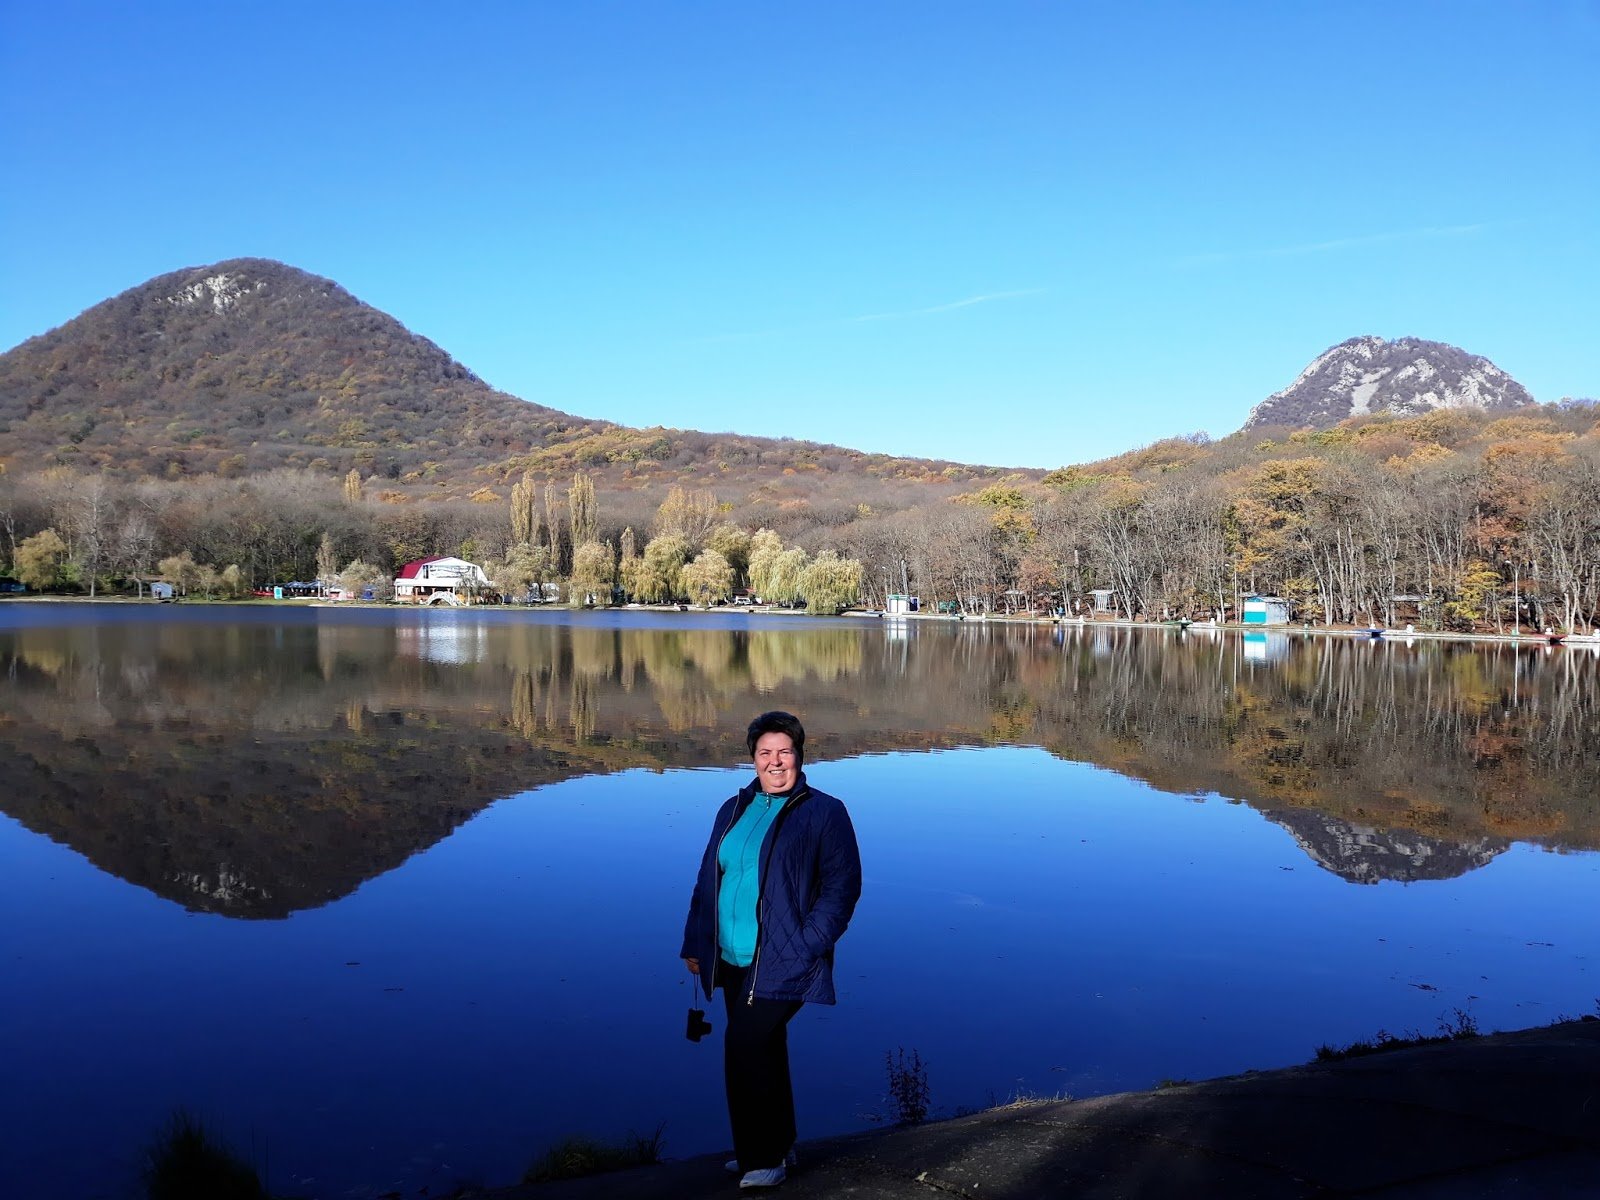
[686,1007,713,1042]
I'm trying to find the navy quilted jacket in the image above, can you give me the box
[681,770,861,1005]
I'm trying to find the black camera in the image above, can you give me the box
[686,1007,714,1042]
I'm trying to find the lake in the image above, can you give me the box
[2,605,1597,1199]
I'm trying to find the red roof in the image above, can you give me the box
[396,556,447,580]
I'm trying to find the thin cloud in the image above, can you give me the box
[852,287,1047,323]
[1176,222,1498,268]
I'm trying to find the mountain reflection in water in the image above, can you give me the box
[2,607,1596,917]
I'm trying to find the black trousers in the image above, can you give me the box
[715,959,803,1171]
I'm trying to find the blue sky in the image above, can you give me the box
[2,1,1596,469]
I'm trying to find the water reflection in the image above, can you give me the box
[5,607,1599,1200]
[2,607,1598,919]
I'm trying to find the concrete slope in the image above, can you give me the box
[479,1019,1600,1199]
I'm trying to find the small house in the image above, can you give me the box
[394,556,493,604]
[1242,595,1291,626]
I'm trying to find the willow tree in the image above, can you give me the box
[768,546,811,607]
[681,549,735,608]
[636,533,690,603]
[799,549,863,614]
[746,529,783,600]
[569,539,615,607]
[707,523,752,584]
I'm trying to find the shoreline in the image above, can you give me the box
[472,1016,1600,1199]
[5,594,1592,649]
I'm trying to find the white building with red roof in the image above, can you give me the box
[393,556,493,604]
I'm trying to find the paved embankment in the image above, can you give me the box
[477,1019,1600,1199]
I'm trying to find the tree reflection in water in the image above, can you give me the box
[1,608,1596,919]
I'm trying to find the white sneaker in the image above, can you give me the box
[739,1165,786,1189]
[726,1149,797,1175]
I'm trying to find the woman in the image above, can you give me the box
[681,710,862,1190]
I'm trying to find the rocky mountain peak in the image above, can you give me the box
[1244,335,1533,431]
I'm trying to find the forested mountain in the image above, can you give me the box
[2,258,1596,634]
[1245,336,1533,431]
[0,257,1004,507]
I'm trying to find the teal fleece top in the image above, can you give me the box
[716,789,788,966]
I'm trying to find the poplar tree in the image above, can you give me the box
[543,482,562,570]
[568,472,597,547]
[511,471,538,546]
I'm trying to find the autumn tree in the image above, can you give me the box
[680,549,735,607]
[67,476,117,597]
[511,471,539,546]
[568,471,597,547]
[768,547,811,607]
[746,529,784,602]
[343,469,364,504]
[495,542,551,602]
[707,523,752,584]
[339,559,388,600]
[543,481,563,570]
[316,533,338,595]
[798,549,863,614]
[568,539,615,607]
[618,526,643,601]
[636,534,690,603]
[15,528,69,591]
[653,486,721,550]
[157,551,202,596]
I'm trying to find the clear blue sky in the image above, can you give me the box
[2,1,1596,469]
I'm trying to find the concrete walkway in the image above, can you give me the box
[479,1019,1600,1199]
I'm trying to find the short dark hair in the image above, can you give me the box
[747,710,805,761]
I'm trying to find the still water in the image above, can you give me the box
[2,605,1597,1198]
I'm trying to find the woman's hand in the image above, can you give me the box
[684,957,700,975]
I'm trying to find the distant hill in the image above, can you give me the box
[1244,335,1534,431]
[0,257,1008,510]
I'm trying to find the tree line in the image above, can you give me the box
[836,406,1600,632]
[3,402,1597,631]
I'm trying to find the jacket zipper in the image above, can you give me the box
[746,786,807,1006]
[709,796,742,999]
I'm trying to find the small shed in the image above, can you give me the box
[886,593,919,615]
[1242,595,1291,626]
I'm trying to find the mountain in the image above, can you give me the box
[1244,336,1534,431]
[0,257,1004,504]
[1263,809,1506,884]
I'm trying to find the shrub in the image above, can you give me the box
[143,1110,272,1200]
[885,1047,930,1125]
[522,1125,665,1183]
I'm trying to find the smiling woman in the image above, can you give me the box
[681,710,862,1189]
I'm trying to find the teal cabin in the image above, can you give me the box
[1242,595,1291,626]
